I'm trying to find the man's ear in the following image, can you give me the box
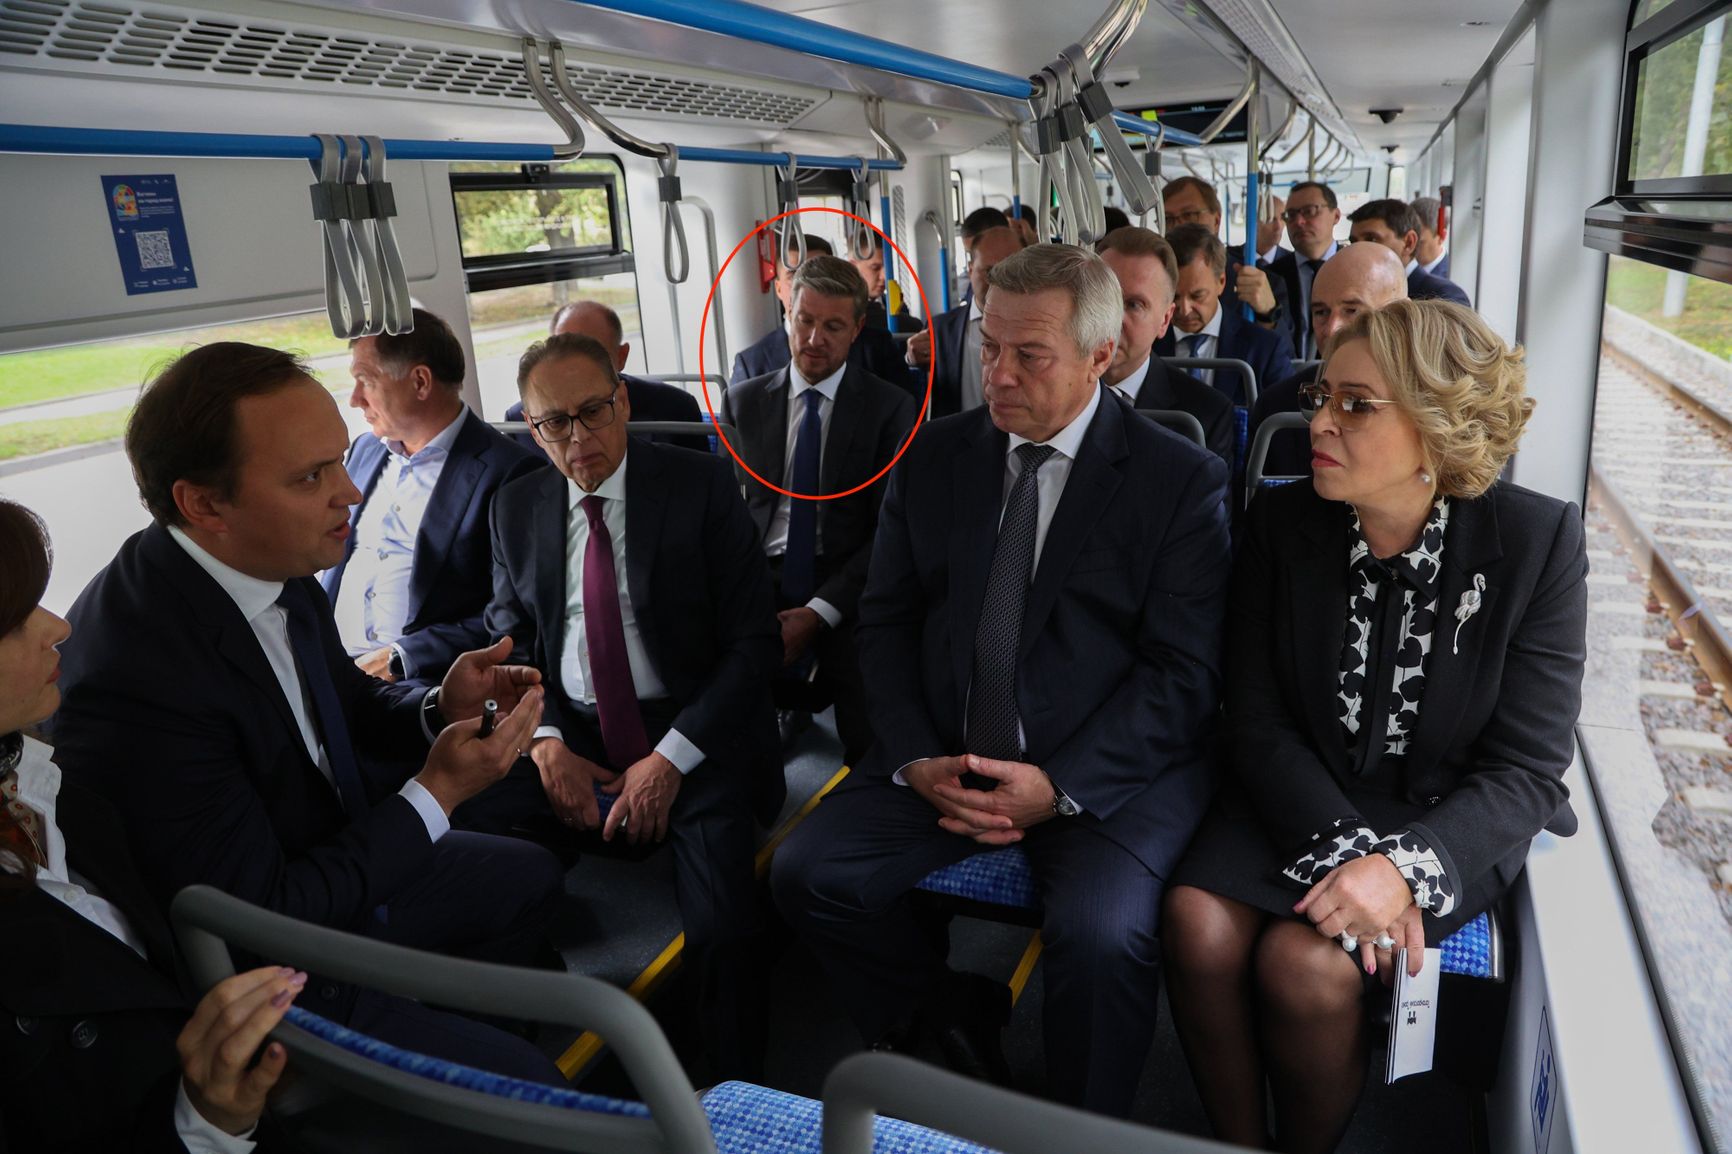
[173,479,228,538]
[614,342,631,373]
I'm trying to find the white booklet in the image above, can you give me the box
[1385,946,1442,1083]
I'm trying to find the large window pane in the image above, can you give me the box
[467,271,645,420]
[1628,14,1732,183]
[0,312,364,615]
[453,185,615,260]
[1585,255,1732,1149]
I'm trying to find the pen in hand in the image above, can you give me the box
[478,699,498,739]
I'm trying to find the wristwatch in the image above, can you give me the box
[387,648,406,680]
[420,687,446,737]
[1051,785,1081,817]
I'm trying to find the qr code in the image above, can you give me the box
[135,229,174,270]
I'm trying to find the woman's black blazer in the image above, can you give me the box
[1228,480,1589,895]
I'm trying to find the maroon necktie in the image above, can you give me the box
[581,495,651,770]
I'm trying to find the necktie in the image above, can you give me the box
[580,495,652,770]
[781,388,825,605]
[1183,333,1210,380]
[1302,259,1325,358]
[0,762,46,871]
[276,584,371,818]
[966,443,1056,760]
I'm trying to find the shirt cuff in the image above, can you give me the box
[391,642,413,681]
[891,757,930,787]
[806,597,843,629]
[174,1080,257,1154]
[1280,816,1376,887]
[1374,829,1458,917]
[533,725,564,744]
[398,778,450,842]
[655,729,705,775]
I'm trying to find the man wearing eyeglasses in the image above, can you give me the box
[469,332,784,1081]
[1159,176,1294,349]
[1248,241,1409,480]
[1264,181,1344,359]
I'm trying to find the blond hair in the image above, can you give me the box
[1324,299,1532,499]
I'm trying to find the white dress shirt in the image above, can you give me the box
[332,408,467,669]
[1421,251,1447,276]
[167,527,448,840]
[1176,305,1224,388]
[1106,353,1154,406]
[1,738,255,1154]
[763,363,845,629]
[894,385,1104,794]
[531,455,705,774]
[960,300,986,413]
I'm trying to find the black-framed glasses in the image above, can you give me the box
[527,385,621,443]
[1281,203,1329,224]
[1298,383,1401,425]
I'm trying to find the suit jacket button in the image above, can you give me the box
[70,1020,98,1048]
[320,984,340,1001]
[14,1015,37,1036]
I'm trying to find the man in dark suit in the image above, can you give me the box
[1155,223,1294,408]
[52,342,561,1063]
[1161,176,1293,346]
[1249,241,1410,481]
[1095,226,1235,465]
[1348,198,1470,306]
[771,245,1232,1117]
[850,231,923,334]
[1257,191,1293,268]
[472,332,782,1080]
[1411,195,1451,280]
[904,223,1023,418]
[323,308,544,685]
[1264,180,1344,360]
[504,300,708,453]
[720,256,918,764]
[730,234,916,396]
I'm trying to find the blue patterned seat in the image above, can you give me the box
[280,1009,999,1151]
[916,849,1501,979]
[700,1080,998,1154]
[1233,407,1249,477]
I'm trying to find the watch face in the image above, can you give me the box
[1056,795,1080,816]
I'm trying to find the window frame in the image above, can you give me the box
[1615,0,1732,197]
[448,159,635,294]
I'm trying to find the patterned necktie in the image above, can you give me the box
[0,762,47,871]
[1183,333,1211,381]
[966,443,1057,760]
[276,584,371,818]
[580,495,652,770]
[781,388,825,605]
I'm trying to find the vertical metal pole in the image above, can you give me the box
[1243,64,1260,321]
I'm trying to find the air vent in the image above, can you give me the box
[0,0,819,124]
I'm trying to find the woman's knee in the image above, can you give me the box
[1162,885,1259,978]
[1254,921,1363,1019]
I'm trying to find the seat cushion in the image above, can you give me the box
[700,1081,999,1154]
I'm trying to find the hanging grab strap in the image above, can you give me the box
[776,157,805,271]
[308,134,367,340]
[1059,42,1158,218]
[658,145,690,285]
[359,136,412,335]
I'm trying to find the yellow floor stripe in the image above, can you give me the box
[1008,933,1044,1006]
[557,764,853,1079]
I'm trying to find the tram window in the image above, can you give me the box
[448,158,643,419]
[0,311,355,616]
[1628,13,1732,184]
[1585,253,1732,1146]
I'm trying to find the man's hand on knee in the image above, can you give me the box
[930,754,1057,843]
[906,755,1019,842]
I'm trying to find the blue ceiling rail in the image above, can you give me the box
[566,0,1204,149]
[0,124,903,169]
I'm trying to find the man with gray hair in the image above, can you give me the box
[721,255,917,764]
[772,244,1232,1116]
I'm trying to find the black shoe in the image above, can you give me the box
[923,972,1013,1086]
[778,709,813,747]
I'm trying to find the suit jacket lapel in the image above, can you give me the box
[820,365,868,496]
[529,468,570,674]
[1407,494,1504,772]
[1019,395,1125,661]
[1288,495,1352,767]
[0,893,185,1016]
[949,413,1008,716]
[757,370,792,509]
[408,410,485,623]
[949,310,970,388]
[623,446,668,661]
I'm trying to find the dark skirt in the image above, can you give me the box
[1170,783,1505,942]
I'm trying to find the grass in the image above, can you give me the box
[1605,257,1732,361]
[0,313,349,412]
[0,408,132,462]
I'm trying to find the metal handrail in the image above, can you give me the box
[494,418,740,443]
[1244,410,1310,508]
[1197,65,1257,145]
[1163,355,1259,406]
[1141,408,1207,449]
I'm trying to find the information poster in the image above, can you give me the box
[102,174,198,295]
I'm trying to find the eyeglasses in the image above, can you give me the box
[1298,384,1400,425]
[527,385,621,443]
[1280,203,1329,224]
[1166,207,1210,226]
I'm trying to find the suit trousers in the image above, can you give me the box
[452,700,768,1082]
[766,554,873,766]
[770,773,1169,1118]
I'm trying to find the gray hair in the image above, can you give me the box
[985,243,1123,357]
[790,254,868,320]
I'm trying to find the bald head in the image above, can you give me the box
[550,301,630,373]
[1310,242,1408,352]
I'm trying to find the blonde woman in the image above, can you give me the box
[1164,300,1588,1153]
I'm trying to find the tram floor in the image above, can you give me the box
[558,711,1485,1153]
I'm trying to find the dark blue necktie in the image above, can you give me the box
[1184,333,1210,380]
[276,583,370,818]
[781,387,824,604]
